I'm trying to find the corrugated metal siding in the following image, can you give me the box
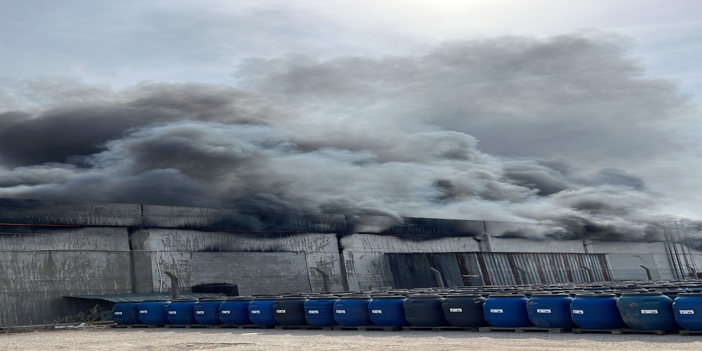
[387,254,435,289]
[456,254,485,286]
[387,252,612,288]
[430,254,464,287]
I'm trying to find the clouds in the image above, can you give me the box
[236,34,697,171]
[2,34,696,241]
[0,0,404,86]
[0,81,279,167]
[2,0,700,98]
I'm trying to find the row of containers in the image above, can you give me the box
[112,282,702,331]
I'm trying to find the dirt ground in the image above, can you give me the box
[2,328,702,351]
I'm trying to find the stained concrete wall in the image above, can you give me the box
[0,227,132,326]
[0,198,141,226]
[340,234,481,291]
[589,241,674,280]
[192,252,312,295]
[680,246,702,278]
[141,204,346,232]
[2,198,700,326]
[130,229,345,295]
[489,238,586,253]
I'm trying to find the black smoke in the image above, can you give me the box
[0,34,697,240]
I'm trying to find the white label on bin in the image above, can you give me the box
[489,309,503,314]
[679,310,695,315]
[537,309,551,314]
[139,310,148,314]
[371,310,382,314]
[336,310,346,314]
[196,311,205,315]
[449,308,463,313]
[641,310,658,314]
[308,310,319,314]
[114,311,123,315]
[572,310,584,315]
[276,310,286,314]
[168,311,177,315]
[251,310,261,314]
[221,310,231,314]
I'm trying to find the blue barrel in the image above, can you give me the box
[679,285,702,292]
[273,297,309,326]
[368,295,409,327]
[220,297,253,325]
[442,294,488,328]
[112,302,141,325]
[404,295,448,327]
[304,296,338,326]
[571,293,625,329]
[583,286,609,293]
[483,294,532,328]
[673,293,702,331]
[617,292,678,330]
[137,300,171,325]
[194,299,223,325]
[527,294,576,328]
[166,299,198,325]
[249,296,280,326]
[334,295,372,327]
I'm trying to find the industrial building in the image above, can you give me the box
[0,197,699,327]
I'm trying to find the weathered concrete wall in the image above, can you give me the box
[1,198,700,326]
[589,241,674,280]
[192,252,312,295]
[0,227,132,326]
[340,234,481,291]
[130,229,344,294]
[142,205,346,232]
[0,198,141,226]
[679,246,702,278]
[489,238,586,253]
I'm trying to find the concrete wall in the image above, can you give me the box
[130,229,345,295]
[0,226,346,326]
[589,241,675,280]
[2,198,700,326]
[681,246,702,278]
[340,234,481,291]
[0,227,132,326]
[489,238,586,253]
[0,198,141,226]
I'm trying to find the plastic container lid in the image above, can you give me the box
[307,295,338,300]
[487,293,526,298]
[225,296,255,301]
[339,294,372,299]
[253,295,282,300]
[444,294,484,298]
[620,292,664,297]
[574,293,617,298]
[371,294,407,299]
[530,293,570,297]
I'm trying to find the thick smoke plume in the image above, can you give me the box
[0,34,696,240]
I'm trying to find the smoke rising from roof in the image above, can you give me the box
[0,34,697,239]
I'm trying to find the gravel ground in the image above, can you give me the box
[2,328,702,351]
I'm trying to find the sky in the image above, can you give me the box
[0,0,701,239]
